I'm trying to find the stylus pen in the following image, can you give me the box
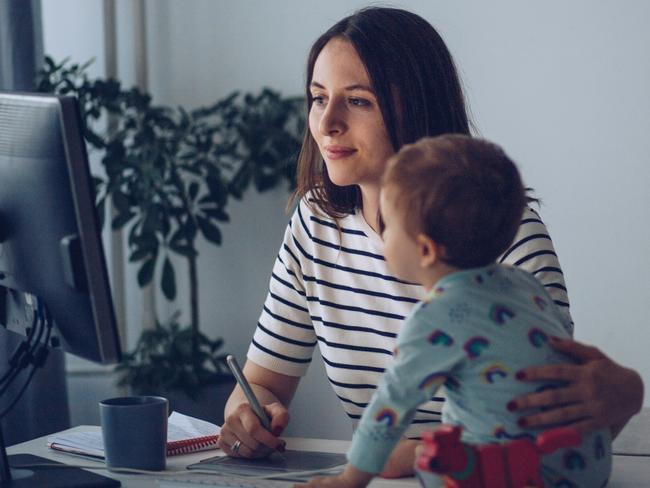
[226,354,272,431]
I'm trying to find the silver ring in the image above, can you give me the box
[231,440,242,455]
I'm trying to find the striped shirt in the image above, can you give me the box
[247,197,572,438]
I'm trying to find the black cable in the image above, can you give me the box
[0,300,44,390]
[0,306,38,387]
[0,302,50,419]
[0,300,52,420]
[0,307,43,398]
[0,345,27,388]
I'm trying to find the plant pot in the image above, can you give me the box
[133,378,236,426]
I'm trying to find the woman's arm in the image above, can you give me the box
[219,360,300,457]
[510,337,644,438]
[225,359,300,417]
[221,201,316,457]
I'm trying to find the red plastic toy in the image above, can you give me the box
[416,425,581,488]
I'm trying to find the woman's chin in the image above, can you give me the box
[327,174,358,188]
[323,161,359,187]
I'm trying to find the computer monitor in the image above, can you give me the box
[0,91,121,364]
[0,92,122,486]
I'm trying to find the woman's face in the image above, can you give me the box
[308,38,395,189]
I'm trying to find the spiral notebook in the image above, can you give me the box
[47,412,221,459]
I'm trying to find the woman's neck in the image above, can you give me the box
[360,185,381,235]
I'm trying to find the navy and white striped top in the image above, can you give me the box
[247,197,572,438]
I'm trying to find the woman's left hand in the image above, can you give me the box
[509,337,644,437]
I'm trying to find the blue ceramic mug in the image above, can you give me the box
[99,396,168,471]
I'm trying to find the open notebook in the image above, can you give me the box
[47,411,221,459]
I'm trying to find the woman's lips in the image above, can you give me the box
[324,146,357,160]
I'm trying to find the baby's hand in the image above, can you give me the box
[379,438,418,478]
[294,474,351,488]
[294,464,373,488]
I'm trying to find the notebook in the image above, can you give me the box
[47,411,221,459]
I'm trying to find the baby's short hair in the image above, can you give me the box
[382,135,526,269]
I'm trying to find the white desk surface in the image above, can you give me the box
[7,426,414,487]
[8,425,650,487]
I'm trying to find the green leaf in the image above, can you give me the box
[92,176,105,189]
[255,173,279,193]
[206,177,228,205]
[178,150,197,161]
[228,165,253,200]
[161,257,176,300]
[188,181,200,201]
[197,217,222,245]
[111,191,130,213]
[161,212,171,237]
[112,210,135,230]
[84,130,106,148]
[184,218,198,241]
[131,230,158,249]
[200,207,230,222]
[142,205,163,234]
[168,242,198,258]
[129,245,156,262]
[169,227,187,246]
[96,197,106,230]
[137,257,156,287]
[44,55,56,71]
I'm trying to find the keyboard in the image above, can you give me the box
[156,474,295,487]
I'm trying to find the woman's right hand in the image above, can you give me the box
[218,400,289,458]
[509,337,643,437]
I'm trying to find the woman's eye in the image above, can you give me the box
[349,97,370,107]
[312,95,326,106]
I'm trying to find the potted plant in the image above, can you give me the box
[36,57,305,422]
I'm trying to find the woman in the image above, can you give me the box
[219,7,643,478]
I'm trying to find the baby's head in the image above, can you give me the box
[380,135,525,283]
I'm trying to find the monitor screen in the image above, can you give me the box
[0,92,121,365]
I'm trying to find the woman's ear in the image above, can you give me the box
[416,234,440,268]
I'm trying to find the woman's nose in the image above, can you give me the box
[319,99,347,136]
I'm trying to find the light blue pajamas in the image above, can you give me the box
[347,264,611,487]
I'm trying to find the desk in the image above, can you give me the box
[8,424,650,487]
[7,426,414,487]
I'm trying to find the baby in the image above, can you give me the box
[299,135,611,488]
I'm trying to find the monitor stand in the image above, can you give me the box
[0,409,120,488]
[0,298,121,487]
[2,454,120,487]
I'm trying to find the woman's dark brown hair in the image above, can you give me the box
[290,7,471,218]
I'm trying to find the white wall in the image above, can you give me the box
[42,0,650,440]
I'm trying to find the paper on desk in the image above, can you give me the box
[166,411,220,440]
[47,411,221,459]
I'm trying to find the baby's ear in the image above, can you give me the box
[416,234,441,268]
